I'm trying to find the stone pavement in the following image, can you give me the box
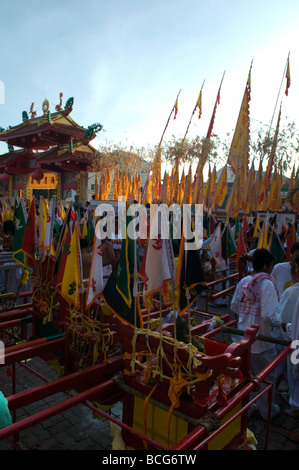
[0,299,298,450]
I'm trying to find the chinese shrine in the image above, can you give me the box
[0,94,101,205]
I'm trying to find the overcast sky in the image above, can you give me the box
[0,0,298,174]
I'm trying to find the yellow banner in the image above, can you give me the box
[28,173,57,189]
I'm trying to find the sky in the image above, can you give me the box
[0,0,298,176]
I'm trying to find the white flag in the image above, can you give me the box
[140,205,174,305]
[209,223,222,268]
[85,231,104,309]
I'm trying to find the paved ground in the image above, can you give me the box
[0,298,298,451]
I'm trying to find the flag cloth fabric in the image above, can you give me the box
[12,199,27,267]
[262,104,281,210]
[85,232,104,309]
[269,228,285,264]
[43,197,55,254]
[39,196,48,250]
[60,223,82,308]
[257,220,268,249]
[222,222,236,262]
[103,215,143,328]
[177,229,207,315]
[211,166,227,209]
[227,67,251,179]
[210,223,222,268]
[285,57,291,96]
[173,96,179,120]
[235,228,247,272]
[55,226,72,285]
[206,72,224,139]
[285,223,296,262]
[21,197,36,260]
[139,206,175,307]
[193,89,202,119]
[252,217,260,239]
[227,66,251,211]
[2,200,14,222]
[86,209,95,246]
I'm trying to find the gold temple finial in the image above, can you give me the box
[30,103,37,119]
[42,98,50,115]
[55,92,63,111]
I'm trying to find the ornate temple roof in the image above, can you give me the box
[0,98,89,150]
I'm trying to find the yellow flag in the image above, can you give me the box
[112,169,118,200]
[227,66,251,185]
[39,196,48,248]
[211,166,227,209]
[257,220,268,249]
[253,216,260,238]
[183,165,193,204]
[60,223,82,308]
[267,168,279,211]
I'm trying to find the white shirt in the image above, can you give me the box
[276,282,299,324]
[230,275,252,314]
[271,262,292,296]
[235,278,281,354]
[286,297,299,342]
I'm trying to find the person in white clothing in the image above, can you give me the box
[274,258,299,392]
[235,248,282,420]
[282,296,299,418]
[271,242,299,296]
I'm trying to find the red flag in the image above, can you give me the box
[21,197,36,260]
[206,72,225,139]
[242,215,249,238]
[235,228,247,271]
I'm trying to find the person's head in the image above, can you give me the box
[3,219,15,236]
[291,243,299,265]
[252,248,275,274]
